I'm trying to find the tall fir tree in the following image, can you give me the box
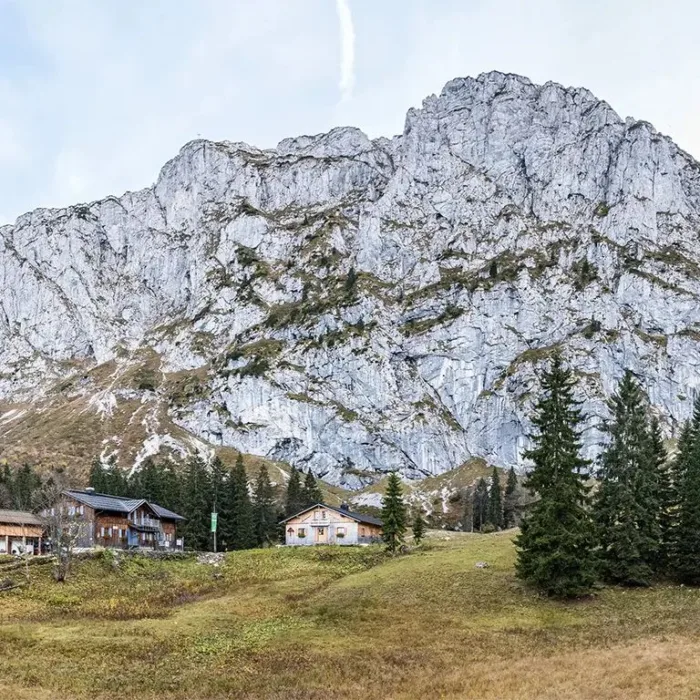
[643,416,667,574]
[225,454,255,550]
[284,466,305,516]
[593,371,658,586]
[674,398,700,584]
[487,467,503,529]
[472,478,489,531]
[411,509,426,544]
[180,455,212,551]
[503,467,519,529]
[302,470,323,507]
[515,354,596,598]
[253,465,277,546]
[88,459,107,493]
[381,472,408,554]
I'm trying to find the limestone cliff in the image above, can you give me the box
[2,71,700,487]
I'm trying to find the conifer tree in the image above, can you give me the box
[180,455,212,551]
[131,457,164,503]
[88,459,107,493]
[302,470,323,507]
[381,472,407,554]
[593,371,657,586]
[487,466,503,529]
[253,465,277,546]
[661,420,691,571]
[515,353,596,598]
[674,399,700,584]
[12,463,41,511]
[472,478,489,531]
[411,509,426,544]
[225,454,255,550]
[503,467,519,529]
[158,464,182,514]
[643,416,667,574]
[284,466,305,517]
[0,463,13,508]
[462,485,474,532]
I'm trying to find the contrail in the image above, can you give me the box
[335,0,355,102]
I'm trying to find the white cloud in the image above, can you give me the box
[335,0,355,103]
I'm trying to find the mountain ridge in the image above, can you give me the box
[2,71,700,487]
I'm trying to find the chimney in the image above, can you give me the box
[85,486,95,493]
[340,502,350,511]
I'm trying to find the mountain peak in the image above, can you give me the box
[2,74,700,488]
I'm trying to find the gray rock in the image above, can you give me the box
[2,71,700,487]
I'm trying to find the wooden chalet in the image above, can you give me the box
[53,489,185,550]
[0,509,44,555]
[280,503,383,546]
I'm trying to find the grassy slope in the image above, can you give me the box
[2,534,700,699]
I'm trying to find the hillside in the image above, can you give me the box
[2,534,700,699]
[3,71,700,486]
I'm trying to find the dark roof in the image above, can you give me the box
[279,503,383,527]
[65,491,184,521]
[0,509,44,526]
[150,503,186,521]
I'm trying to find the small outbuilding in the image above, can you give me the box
[0,509,44,555]
[280,503,382,546]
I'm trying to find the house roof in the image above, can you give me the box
[0,509,44,526]
[150,503,186,521]
[64,491,184,521]
[279,503,383,527]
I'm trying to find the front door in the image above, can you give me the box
[316,526,327,544]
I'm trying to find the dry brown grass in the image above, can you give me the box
[2,533,700,699]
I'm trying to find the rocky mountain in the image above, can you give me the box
[2,71,700,488]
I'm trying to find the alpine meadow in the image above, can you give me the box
[2,5,700,697]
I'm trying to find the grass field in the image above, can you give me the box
[2,532,700,699]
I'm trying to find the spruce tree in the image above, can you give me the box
[515,353,596,598]
[487,466,503,529]
[284,466,305,516]
[472,478,489,531]
[411,509,426,544]
[593,371,657,586]
[503,467,518,529]
[642,416,667,575]
[253,465,277,546]
[302,470,323,507]
[674,399,700,584]
[226,454,255,550]
[12,464,41,511]
[180,455,212,551]
[381,472,407,554]
[88,459,107,492]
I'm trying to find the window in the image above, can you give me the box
[360,527,366,537]
[100,527,105,537]
[336,527,346,538]
[318,528,325,536]
[297,528,306,538]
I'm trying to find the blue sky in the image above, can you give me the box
[1,0,698,224]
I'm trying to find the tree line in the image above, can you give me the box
[464,465,519,532]
[89,456,326,551]
[517,354,700,598]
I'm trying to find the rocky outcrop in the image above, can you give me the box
[2,71,700,487]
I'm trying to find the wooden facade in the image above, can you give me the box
[0,510,43,555]
[281,504,383,546]
[53,490,185,551]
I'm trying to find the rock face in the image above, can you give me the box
[2,71,700,487]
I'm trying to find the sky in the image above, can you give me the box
[1,0,699,224]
